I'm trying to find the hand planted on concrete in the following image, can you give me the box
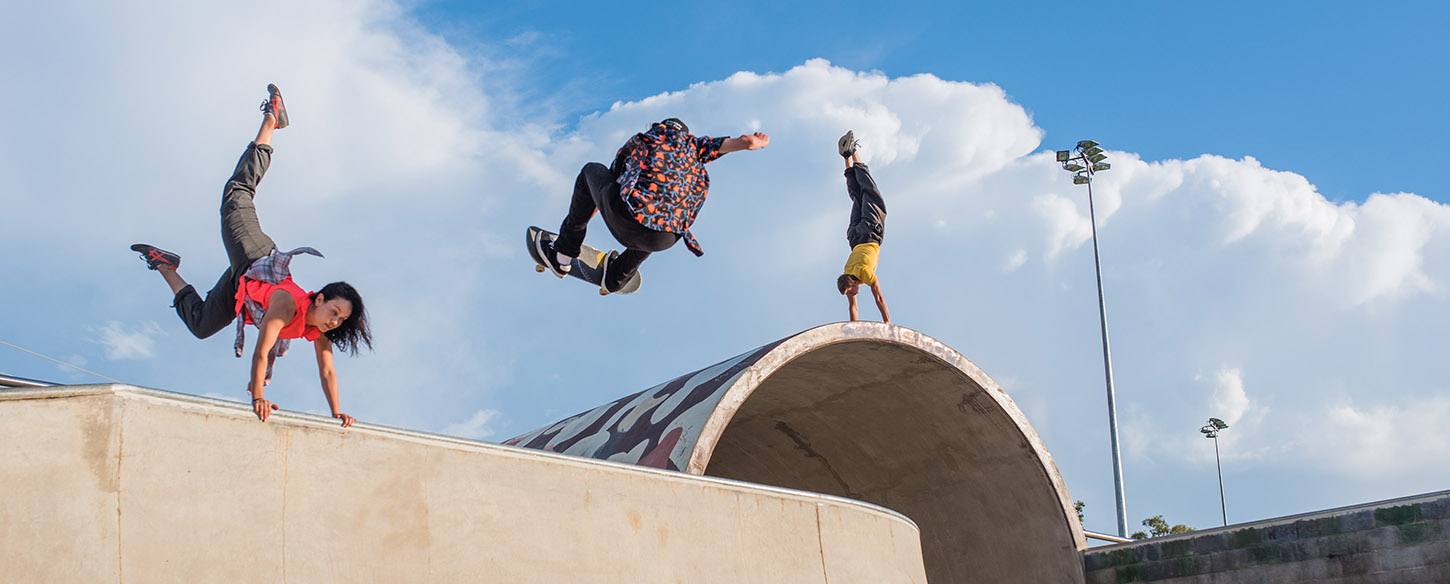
[252,397,279,422]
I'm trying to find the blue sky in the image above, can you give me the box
[2,0,1448,539]
[416,0,1448,203]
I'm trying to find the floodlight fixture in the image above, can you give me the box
[1073,174,1090,185]
[1082,146,1105,157]
[1200,417,1229,438]
[1092,163,1111,172]
[1078,140,1100,149]
[1064,163,1086,172]
[1088,152,1108,163]
[1056,150,1072,162]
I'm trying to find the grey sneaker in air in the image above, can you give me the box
[837,130,858,158]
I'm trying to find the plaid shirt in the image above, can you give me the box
[613,121,727,256]
[233,247,323,383]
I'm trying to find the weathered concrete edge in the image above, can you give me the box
[686,321,1086,550]
[1086,488,1450,553]
[0,383,919,531]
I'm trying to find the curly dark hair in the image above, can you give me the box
[311,282,373,355]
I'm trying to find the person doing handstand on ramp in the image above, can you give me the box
[835,130,891,323]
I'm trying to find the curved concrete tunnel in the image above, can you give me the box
[505,322,1085,583]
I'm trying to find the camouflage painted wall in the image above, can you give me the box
[503,340,784,471]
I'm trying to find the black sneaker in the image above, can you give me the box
[600,251,642,295]
[837,130,859,158]
[598,251,620,295]
[260,83,289,129]
[535,236,572,278]
[130,244,181,270]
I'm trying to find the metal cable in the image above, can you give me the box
[0,339,125,384]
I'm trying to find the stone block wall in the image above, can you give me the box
[1082,491,1450,583]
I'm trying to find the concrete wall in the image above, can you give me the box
[1083,491,1450,583]
[0,385,927,584]
[508,322,1086,584]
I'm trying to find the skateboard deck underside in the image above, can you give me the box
[526,226,641,295]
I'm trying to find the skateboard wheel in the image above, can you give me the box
[535,264,545,273]
[599,289,608,296]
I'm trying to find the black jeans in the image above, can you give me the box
[554,162,679,288]
[172,142,279,339]
[845,163,887,247]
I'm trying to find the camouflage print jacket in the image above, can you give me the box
[612,120,727,256]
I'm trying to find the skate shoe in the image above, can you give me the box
[130,244,181,270]
[837,130,859,158]
[598,251,620,295]
[600,251,638,296]
[535,236,572,278]
[260,83,289,129]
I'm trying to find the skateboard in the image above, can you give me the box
[526,226,642,295]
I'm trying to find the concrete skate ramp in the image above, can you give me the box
[507,322,1086,583]
[0,385,927,583]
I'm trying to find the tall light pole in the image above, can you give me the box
[1200,417,1230,526]
[1055,141,1128,537]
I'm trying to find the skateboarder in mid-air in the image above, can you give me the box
[129,84,371,427]
[836,131,891,323]
[534,118,770,294]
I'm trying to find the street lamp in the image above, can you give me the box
[1200,417,1230,526]
[1055,140,1129,537]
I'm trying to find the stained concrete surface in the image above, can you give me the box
[0,386,926,583]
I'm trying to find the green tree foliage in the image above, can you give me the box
[1074,500,1086,523]
[1130,515,1194,540]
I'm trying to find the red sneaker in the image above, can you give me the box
[260,83,289,129]
[129,244,181,271]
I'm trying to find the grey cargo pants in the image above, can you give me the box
[172,142,279,339]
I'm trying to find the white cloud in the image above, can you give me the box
[1004,249,1028,272]
[1031,192,1093,260]
[443,409,502,441]
[1302,397,1450,478]
[1210,368,1252,427]
[94,321,164,361]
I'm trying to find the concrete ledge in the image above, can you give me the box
[0,385,927,583]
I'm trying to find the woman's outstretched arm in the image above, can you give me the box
[314,337,353,427]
